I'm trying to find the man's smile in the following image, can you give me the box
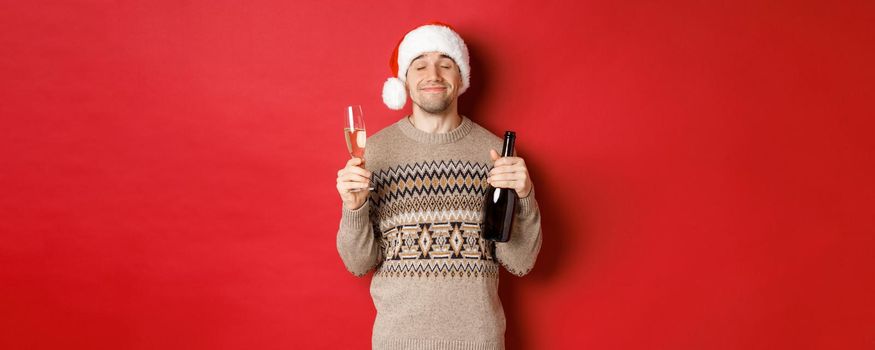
[421,86,448,93]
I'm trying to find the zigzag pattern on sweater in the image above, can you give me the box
[376,259,499,278]
[370,159,490,205]
[375,198,484,229]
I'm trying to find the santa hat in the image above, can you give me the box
[382,22,471,110]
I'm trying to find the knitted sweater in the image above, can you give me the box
[336,115,543,350]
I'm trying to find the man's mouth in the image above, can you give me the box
[421,86,447,93]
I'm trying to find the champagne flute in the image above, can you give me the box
[343,105,374,192]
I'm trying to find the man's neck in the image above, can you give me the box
[408,107,462,134]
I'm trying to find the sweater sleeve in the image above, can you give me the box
[495,187,543,276]
[336,200,382,277]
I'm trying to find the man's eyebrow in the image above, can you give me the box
[411,54,456,63]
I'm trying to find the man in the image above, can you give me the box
[335,22,542,350]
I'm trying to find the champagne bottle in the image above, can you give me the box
[482,131,517,242]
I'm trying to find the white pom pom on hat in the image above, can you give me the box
[381,22,471,110]
[382,77,407,110]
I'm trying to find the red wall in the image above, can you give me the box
[2,1,873,349]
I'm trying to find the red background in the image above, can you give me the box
[2,1,874,349]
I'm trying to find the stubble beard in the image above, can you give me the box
[414,96,451,114]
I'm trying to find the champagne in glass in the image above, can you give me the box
[344,105,367,158]
[343,105,373,191]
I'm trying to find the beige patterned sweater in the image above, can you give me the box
[336,115,543,350]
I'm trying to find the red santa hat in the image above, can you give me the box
[382,22,471,110]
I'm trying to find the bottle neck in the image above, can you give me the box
[501,133,516,157]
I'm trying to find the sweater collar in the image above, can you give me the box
[396,115,473,145]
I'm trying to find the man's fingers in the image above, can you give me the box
[493,157,510,167]
[337,181,370,192]
[339,165,372,179]
[489,165,526,176]
[346,157,364,166]
[493,156,524,167]
[489,149,500,161]
[488,172,524,183]
[487,180,518,189]
[337,173,370,184]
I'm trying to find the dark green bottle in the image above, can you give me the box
[483,131,517,242]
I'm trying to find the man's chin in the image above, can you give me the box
[412,97,451,113]
[418,103,450,114]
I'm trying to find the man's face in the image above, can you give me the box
[405,51,462,114]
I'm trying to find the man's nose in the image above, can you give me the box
[425,65,444,81]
